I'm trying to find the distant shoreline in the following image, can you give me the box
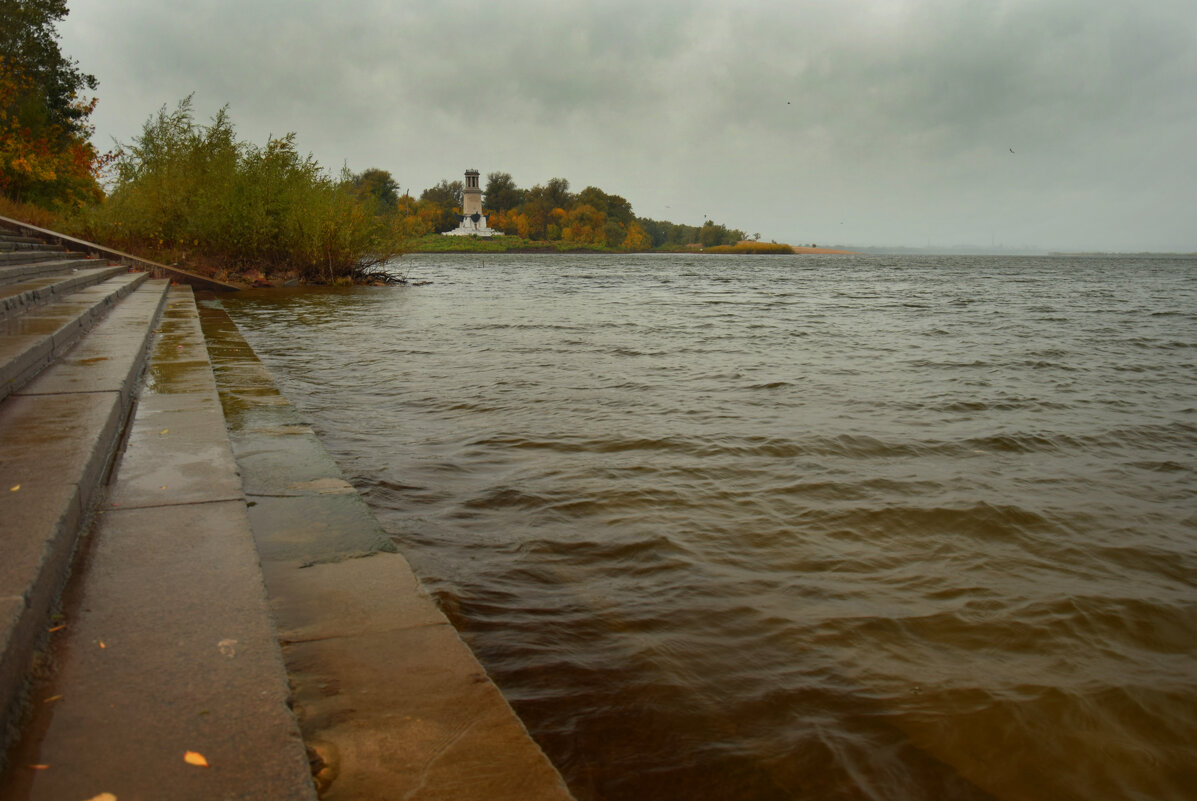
[789,246,858,255]
[405,240,859,256]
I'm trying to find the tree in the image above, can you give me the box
[561,204,605,245]
[484,171,522,213]
[543,176,572,209]
[578,186,633,226]
[351,167,399,213]
[0,1,103,207]
[420,178,462,209]
[698,219,744,247]
[622,221,652,251]
[0,0,96,136]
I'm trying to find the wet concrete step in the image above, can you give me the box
[0,278,170,775]
[0,265,127,324]
[0,287,316,801]
[0,272,147,402]
[0,258,103,288]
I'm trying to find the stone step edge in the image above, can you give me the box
[0,272,148,403]
[0,259,108,288]
[0,265,127,324]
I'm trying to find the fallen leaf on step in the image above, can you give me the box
[160,429,169,435]
[49,624,66,633]
[43,695,63,703]
[28,764,49,770]
[184,751,209,767]
[98,641,106,649]
[9,485,18,492]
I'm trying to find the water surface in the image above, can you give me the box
[221,253,1197,801]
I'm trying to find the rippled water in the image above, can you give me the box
[219,254,1197,801]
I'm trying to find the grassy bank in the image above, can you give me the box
[703,241,796,255]
[406,234,626,253]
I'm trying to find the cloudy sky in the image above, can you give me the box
[59,0,1196,252]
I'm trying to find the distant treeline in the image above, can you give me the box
[351,169,749,251]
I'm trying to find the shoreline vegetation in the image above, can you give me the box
[3,3,845,288]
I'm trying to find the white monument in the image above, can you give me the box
[443,169,503,237]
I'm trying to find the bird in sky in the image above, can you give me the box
[1010,147,1015,154]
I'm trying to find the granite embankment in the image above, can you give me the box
[0,220,573,800]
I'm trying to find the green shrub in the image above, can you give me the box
[82,96,403,282]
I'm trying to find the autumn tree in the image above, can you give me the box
[622,221,652,250]
[0,0,96,135]
[414,178,463,232]
[0,0,103,208]
[577,186,633,226]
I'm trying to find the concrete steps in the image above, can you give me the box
[0,265,129,324]
[0,259,115,291]
[0,228,165,742]
[0,272,149,403]
[0,224,316,798]
[0,280,169,748]
[0,287,315,800]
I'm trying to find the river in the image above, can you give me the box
[218,253,1197,801]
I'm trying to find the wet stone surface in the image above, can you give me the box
[197,297,575,801]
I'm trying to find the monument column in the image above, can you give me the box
[462,169,483,220]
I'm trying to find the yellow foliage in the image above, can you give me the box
[622,221,652,251]
[0,57,103,209]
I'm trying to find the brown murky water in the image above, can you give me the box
[219,254,1197,801]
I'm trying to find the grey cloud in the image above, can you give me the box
[59,0,1197,251]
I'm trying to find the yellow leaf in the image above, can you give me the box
[160,429,169,435]
[9,485,18,492]
[184,750,209,767]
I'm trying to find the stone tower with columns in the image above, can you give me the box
[443,169,502,237]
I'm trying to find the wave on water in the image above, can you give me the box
[223,254,1197,801]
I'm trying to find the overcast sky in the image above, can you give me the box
[59,0,1196,252]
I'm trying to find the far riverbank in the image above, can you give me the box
[405,234,857,256]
